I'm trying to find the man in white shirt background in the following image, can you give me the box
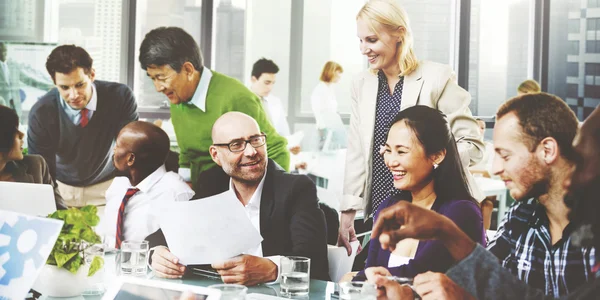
[99,121,194,249]
[149,112,329,285]
[249,58,303,157]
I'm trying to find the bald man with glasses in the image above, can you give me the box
[148,112,330,286]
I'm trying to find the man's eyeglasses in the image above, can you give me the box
[213,134,267,152]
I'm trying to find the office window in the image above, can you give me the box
[242,0,292,114]
[568,62,579,77]
[549,1,600,120]
[569,19,580,34]
[469,0,534,115]
[567,83,579,98]
[569,41,580,54]
[133,0,202,109]
[586,18,600,53]
[589,0,600,8]
[299,0,368,116]
[1,0,125,125]
[213,0,246,83]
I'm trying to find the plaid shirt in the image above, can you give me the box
[487,198,596,298]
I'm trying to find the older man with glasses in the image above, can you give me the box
[148,112,330,286]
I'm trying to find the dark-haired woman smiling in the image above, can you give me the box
[349,106,485,284]
[0,105,66,209]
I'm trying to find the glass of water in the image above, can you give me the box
[81,240,106,295]
[339,282,377,300]
[207,284,247,300]
[280,256,310,296]
[117,240,148,276]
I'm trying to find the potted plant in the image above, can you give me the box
[33,205,104,297]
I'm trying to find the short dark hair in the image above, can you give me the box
[496,92,579,162]
[388,106,475,203]
[139,27,203,72]
[125,121,171,172]
[0,105,19,153]
[45,45,93,82]
[251,58,279,79]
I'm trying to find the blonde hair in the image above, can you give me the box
[517,79,541,94]
[320,61,343,83]
[357,0,419,76]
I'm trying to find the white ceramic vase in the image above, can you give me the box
[33,264,90,297]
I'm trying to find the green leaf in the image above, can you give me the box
[80,205,97,215]
[87,256,104,277]
[63,256,83,274]
[81,228,101,244]
[54,251,78,268]
[46,254,57,266]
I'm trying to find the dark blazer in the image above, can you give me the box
[355,194,485,280]
[147,159,330,281]
[4,155,67,210]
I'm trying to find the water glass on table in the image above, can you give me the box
[207,284,247,300]
[280,256,310,296]
[81,240,107,295]
[339,282,377,300]
[117,240,149,276]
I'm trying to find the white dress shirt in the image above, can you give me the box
[99,165,195,248]
[310,81,344,129]
[178,67,213,182]
[223,168,282,283]
[261,94,291,137]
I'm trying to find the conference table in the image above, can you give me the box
[42,253,339,300]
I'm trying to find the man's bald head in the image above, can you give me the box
[114,121,170,173]
[211,112,261,144]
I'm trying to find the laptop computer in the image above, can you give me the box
[0,210,63,300]
[0,182,56,217]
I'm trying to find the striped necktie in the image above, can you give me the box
[115,187,139,249]
[80,108,89,128]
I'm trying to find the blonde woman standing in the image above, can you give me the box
[338,0,484,254]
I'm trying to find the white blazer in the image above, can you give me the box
[341,61,485,213]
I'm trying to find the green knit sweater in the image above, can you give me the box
[170,70,290,190]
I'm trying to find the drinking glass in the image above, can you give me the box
[117,240,149,276]
[81,240,106,295]
[207,284,247,300]
[280,256,310,296]
[339,282,377,300]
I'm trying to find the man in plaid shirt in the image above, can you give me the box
[486,93,596,297]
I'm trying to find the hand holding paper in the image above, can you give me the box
[159,191,263,265]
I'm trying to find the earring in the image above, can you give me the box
[433,164,439,170]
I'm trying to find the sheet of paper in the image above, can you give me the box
[327,241,360,282]
[159,191,263,265]
[286,131,304,148]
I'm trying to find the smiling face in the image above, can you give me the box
[357,17,400,72]
[383,121,439,192]
[55,68,95,110]
[146,63,197,105]
[210,114,268,185]
[492,112,550,201]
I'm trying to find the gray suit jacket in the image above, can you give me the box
[5,154,67,210]
[447,244,600,299]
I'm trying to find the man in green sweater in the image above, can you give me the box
[139,26,289,196]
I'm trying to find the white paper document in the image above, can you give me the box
[159,191,263,265]
[285,131,304,148]
[327,241,360,282]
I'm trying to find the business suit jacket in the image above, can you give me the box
[341,61,485,215]
[148,159,330,281]
[4,154,67,210]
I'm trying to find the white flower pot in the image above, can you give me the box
[33,264,90,297]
